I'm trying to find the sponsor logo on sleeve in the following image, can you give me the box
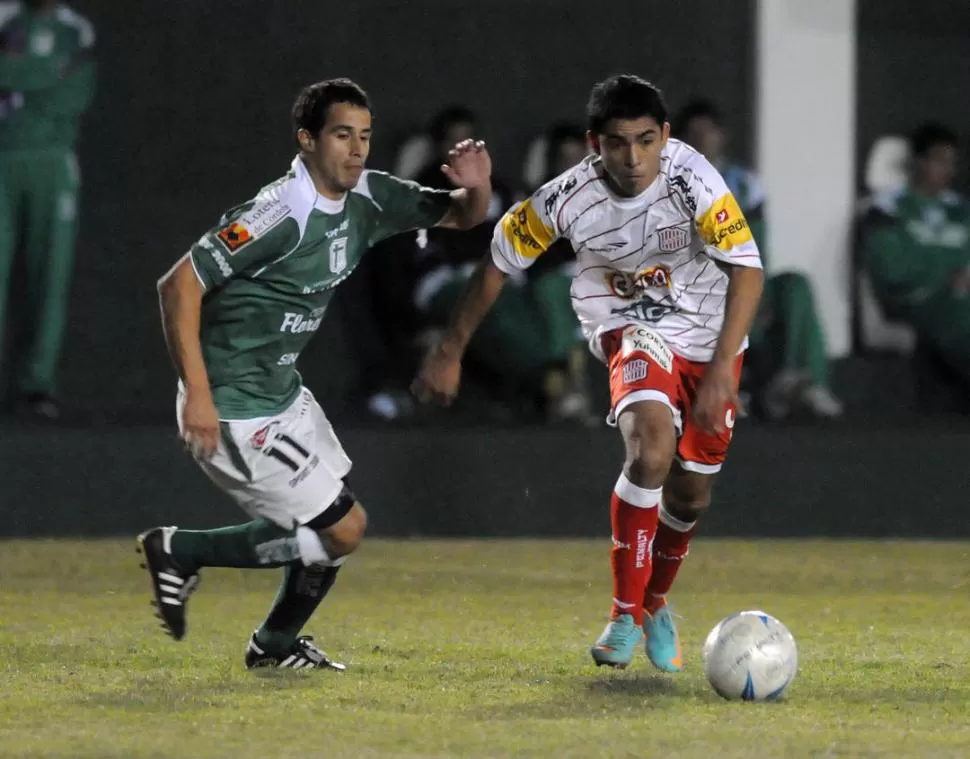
[199,238,232,278]
[699,193,753,250]
[217,222,253,253]
[501,199,554,258]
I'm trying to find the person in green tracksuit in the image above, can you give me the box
[675,100,843,420]
[863,123,970,382]
[0,0,95,419]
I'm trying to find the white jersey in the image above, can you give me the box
[490,140,762,362]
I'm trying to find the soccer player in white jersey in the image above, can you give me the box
[413,75,764,670]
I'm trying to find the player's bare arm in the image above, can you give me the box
[157,254,219,458]
[411,254,507,406]
[694,264,764,434]
[435,139,493,230]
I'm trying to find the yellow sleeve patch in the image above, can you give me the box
[501,199,554,258]
[697,193,754,250]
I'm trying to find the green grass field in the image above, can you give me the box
[1,539,969,758]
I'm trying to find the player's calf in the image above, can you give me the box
[136,526,200,641]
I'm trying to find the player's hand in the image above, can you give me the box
[411,342,463,407]
[180,387,220,459]
[441,139,492,190]
[693,361,738,435]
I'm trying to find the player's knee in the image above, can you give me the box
[664,476,713,522]
[624,418,676,488]
[326,502,367,556]
[621,403,676,488]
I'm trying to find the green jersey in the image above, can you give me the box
[0,2,96,150]
[863,188,970,337]
[189,156,452,419]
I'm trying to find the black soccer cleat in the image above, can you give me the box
[245,633,346,671]
[136,526,200,641]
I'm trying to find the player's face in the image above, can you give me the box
[301,102,372,197]
[591,117,670,196]
[683,116,725,163]
[914,144,958,194]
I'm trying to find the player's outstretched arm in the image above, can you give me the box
[435,139,492,230]
[411,253,507,406]
[693,264,764,434]
[158,254,220,458]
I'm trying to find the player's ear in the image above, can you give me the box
[587,130,600,155]
[297,128,315,153]
[661,121,671,144]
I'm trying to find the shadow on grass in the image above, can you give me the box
[73,669,325,711]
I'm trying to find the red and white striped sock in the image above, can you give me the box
[609,473,661,626]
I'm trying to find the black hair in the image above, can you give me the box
[672,99,722,139]
[292,78,370,136]
[429,105,478,144]
[587,75,667,135]
[910,122,959,157]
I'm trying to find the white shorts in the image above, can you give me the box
[177,386,352,528]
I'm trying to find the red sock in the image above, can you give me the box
[610,474,661,626]
[644,501,696,614]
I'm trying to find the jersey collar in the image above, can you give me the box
[291,155,347,215]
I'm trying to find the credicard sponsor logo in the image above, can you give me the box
[502,199,552,258]
[623,359,648,385]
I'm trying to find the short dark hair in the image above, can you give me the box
[429,105,478,144]
[292,78,370,136]
[910,122,959,157]
[587,75,668,135]
[672,99,722,139]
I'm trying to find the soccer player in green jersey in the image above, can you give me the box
[137,78,492,670]
[0,0,96,419]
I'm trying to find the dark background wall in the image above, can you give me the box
[45,0,754,421]
[857,0,970,194]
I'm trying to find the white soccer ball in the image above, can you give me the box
[702,610,798,701]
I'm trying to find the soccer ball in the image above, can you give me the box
[702,610,798,701]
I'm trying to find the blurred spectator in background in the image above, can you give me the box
[0,0,95,421]
[675,100,843,420]
[863,123,970,386]
[413,109,591,422]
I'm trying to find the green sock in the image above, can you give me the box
[169,518,304,573]
[255,562,341,655]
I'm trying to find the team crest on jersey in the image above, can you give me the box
[657,227,690,252]
[217,222,253,253]
[329,237,348,273]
